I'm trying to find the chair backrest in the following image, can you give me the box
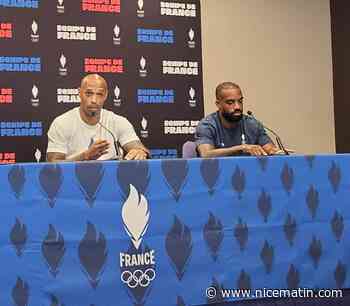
[182,141,198,158]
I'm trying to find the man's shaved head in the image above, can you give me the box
[79,74,108,122]
[80,74,108,90]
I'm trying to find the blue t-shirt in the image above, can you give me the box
[195,112,272,149]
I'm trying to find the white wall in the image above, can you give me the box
[201,0,335,154]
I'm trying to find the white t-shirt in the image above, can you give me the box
[47,107,140,160]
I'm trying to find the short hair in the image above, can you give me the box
[215,82,242,100]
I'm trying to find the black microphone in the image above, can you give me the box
[247,110,289,155]
[97,121,122,160]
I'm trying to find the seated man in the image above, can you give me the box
[46,74,149,162]
[195,81,278,158]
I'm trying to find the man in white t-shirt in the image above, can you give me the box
[46,74,149,162]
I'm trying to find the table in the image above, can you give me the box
[0,155,349,306]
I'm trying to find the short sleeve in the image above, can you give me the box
[195,119,216,147]
[116,117,140,146]
[256,121,273,146]
[46,118,69,154]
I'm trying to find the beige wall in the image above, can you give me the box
[201,0,335,154]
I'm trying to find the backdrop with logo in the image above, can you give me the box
[0,0,203,163]
[0,154,349,306]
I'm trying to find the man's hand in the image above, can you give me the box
[84,140,110,160]
[124,148,148,160]
[241,144,268,156]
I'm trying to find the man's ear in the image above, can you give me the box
[215,100,220,107]
[104,89,108,99]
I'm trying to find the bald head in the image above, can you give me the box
[80,74,108,91]
[79,74,108,122]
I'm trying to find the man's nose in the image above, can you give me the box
[90,94,98,103]
[231,103,241,111]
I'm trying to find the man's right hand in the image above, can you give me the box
[241,144,267,156]
[84,140,110,160]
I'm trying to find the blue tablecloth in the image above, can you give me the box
[0,155,349,306]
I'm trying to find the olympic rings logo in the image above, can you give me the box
[121,268,156,288]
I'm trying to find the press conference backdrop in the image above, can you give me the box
[0,0,204,163]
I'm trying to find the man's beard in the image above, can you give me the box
[222,111,243,123]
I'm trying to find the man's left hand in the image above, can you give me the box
[124,148,148,160]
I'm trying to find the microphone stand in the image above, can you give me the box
[97,121,122,160]
[247,111,289,155]
[90,110,121,160]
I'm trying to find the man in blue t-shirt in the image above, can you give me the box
[195,82,279,157]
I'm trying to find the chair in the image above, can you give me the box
[182,141,198,158]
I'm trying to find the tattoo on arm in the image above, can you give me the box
[123,140,150,156]
[46,152,66,162]
[123,140,146,151]
[46,151,88,162]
